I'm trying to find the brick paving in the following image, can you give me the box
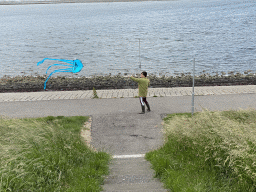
[0,85,255,102]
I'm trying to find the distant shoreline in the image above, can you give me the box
[0,0,172,5]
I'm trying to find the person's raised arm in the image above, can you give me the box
[130,75,140,83]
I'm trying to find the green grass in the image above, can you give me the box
[146,109,256,192]
[0,116,110,192]
[92,87,99,99]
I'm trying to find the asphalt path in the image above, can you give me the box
[1,93,255,155]
[1,93,255,154]
[0,94,255,119]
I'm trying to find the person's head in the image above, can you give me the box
[141,71,147,78]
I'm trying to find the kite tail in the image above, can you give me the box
[44,69,73,90]
[46,64,73,74]
[37,58,48,66]
[37,58,74,66]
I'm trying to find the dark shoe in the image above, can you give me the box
[139,105,145,114]
[146,103,151,112]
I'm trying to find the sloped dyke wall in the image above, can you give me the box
[0,73,255,93]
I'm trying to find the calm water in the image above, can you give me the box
[0,0,256,78]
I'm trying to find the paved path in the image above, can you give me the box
[1,85,256,191]
[92,112,168,191]
[0,85,255,102]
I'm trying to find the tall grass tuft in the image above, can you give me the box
[92,87,99,99]
[0,116,110,191]
[146,109,256,191]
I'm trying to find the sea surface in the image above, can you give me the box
[0,0,256,78]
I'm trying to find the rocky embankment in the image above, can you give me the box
[0,72,255,93]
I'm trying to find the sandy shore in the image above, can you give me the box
[0,0,172,5]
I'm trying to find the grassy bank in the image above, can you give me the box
[0,116,110,191]
[145,109,256,191]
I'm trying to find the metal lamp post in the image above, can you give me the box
[192,58,195,116]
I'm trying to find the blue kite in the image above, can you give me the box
[37,58,83,90]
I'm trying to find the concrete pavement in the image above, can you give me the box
[0,85,256,191]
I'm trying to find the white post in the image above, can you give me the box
[192,58,195,116]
